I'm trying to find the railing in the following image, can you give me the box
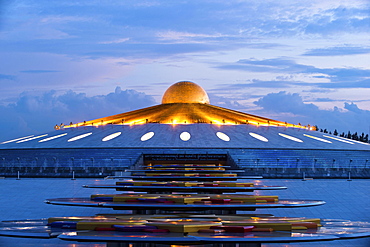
[236,158,370,169]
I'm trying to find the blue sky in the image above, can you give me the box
[0,0,369,140]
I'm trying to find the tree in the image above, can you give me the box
[359,133,365,142]
[333,129,338,136]
[345,131,351,139]
[352,132,358,141]
[364,134,369,143]
[340,132,345,137]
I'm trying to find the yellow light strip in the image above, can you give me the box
[303,134,332,143]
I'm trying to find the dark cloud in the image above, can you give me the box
[0,74,16,81]
[303,46,370,56]
[0,87,157,141]
[313,98,336,102]
[254,91,370,134]
[20,70,61,73]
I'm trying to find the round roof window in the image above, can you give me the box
[141,132,155,141]
[249,132,268,142]
[102,132,122,142]
[180,131,191,141]
[216,132,230,141]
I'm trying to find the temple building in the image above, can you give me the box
[1,81,369,177]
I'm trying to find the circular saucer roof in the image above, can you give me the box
[162,81,210,104]
[1,81,369,152]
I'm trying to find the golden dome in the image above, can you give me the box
[161,81,210,104]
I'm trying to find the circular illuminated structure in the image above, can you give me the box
[0,81,369,178]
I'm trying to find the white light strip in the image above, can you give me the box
[68,132,93,142]
[17,134,49,143]
[249,132,268,142]
[102,132,122,142]
[332,135,369,145]
[141,132,154,141]
[39,133,68,143]
[1,135,34,144]
[216,132,230,141]
[278,133,303,143]
[323,135,354,144]
[303,134,332,143]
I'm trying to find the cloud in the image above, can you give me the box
[254,91,370,134]
[254,91,319,115]
[303,46,370,56]
[1,1,368,60]
[216,58,370,89]
[20,70,61,73]
[0,74,16,80]
[0,87,157,141]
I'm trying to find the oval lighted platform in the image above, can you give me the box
[83,184,288,192]
[1,219,370,244]
[45,198,325,210]
[107,176,263,181]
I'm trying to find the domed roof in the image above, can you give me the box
[162,81,210,104]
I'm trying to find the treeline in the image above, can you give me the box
[314,125,369,143]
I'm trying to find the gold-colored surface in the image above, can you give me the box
[162,81,210,104]
[61,82,313,130]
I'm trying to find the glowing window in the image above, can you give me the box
[249,132,268,142]
[180,132,191,141]
[141,132,154,141]
[17,134,48,143]
[68,132,93,142]
[216,132,230,141]
[323,135,354,144]
[278,133,303,143]
[303,134,332,143]
[1,135,34,144]
[102,132,122,142]
[39,133,68,143]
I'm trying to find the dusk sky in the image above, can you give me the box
[1,0,369,141]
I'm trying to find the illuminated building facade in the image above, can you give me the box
[1,81,369,177]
